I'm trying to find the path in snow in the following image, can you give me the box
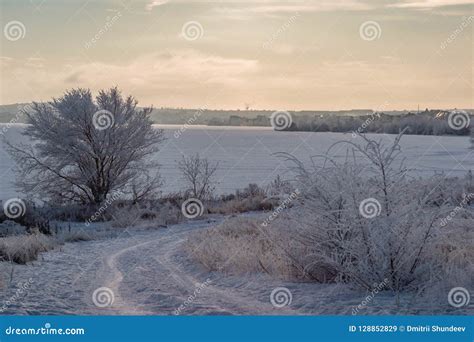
[1,216,469,315]
[0,218,298,315]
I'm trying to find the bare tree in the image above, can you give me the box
[5,87,164,205]
[178,153,218,200]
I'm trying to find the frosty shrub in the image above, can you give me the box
[5,87,164,205]
[187,133,472,294]
[277,130,469,292]
[209,195,275,215]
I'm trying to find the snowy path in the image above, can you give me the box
[96,219,297,315]
[1,217,468,315]
[0,218,300,315]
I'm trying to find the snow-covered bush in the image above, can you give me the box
[235,183,266,199]
[276,131,471,292]
[188,132,473,295]
[208,196,275,215]
[265,175,294,197]
[110,200,181,228]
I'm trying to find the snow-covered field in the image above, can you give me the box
[1,215,467,316]
[1,124,472,316]
[0,124,473,200]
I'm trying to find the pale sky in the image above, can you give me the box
[0,0,473,110]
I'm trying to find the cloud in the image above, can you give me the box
[3,50,259,107]
[0,56,13,67]
[214,1,373,16]
[145,0,472,16]
[388,0,474,8]
[64,71,82,83]
[145,0,169,11]
[24,57,45,69]
[248,2,373,13]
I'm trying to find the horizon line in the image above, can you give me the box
[0,102,472,113]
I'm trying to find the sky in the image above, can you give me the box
[0,0,472,111]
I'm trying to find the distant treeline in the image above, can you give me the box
[287,110,471,136]
[0,104,471,136]
[208,110,473,136]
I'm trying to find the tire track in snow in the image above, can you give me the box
[101,219,298,315]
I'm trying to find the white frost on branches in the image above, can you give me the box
[4,88,164,205]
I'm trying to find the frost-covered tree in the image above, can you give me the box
[5,87,164,204]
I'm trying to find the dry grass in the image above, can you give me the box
[111,203,181,228]
[187,213,474,289]
[0,234,58,264]
[186,217,305,280]
[433,219,474,287]
[208,196,276,215]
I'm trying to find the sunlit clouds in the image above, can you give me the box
[0,0,472,110]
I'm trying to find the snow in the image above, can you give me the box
[0,125,472,316]
[0,124,473,200]
[0,216,470,315]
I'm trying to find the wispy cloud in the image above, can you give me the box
[145,0,472,14]
[214,1,373,16]
[2,50,259,106]
[145,0,169,11]
[388,0,474,8]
